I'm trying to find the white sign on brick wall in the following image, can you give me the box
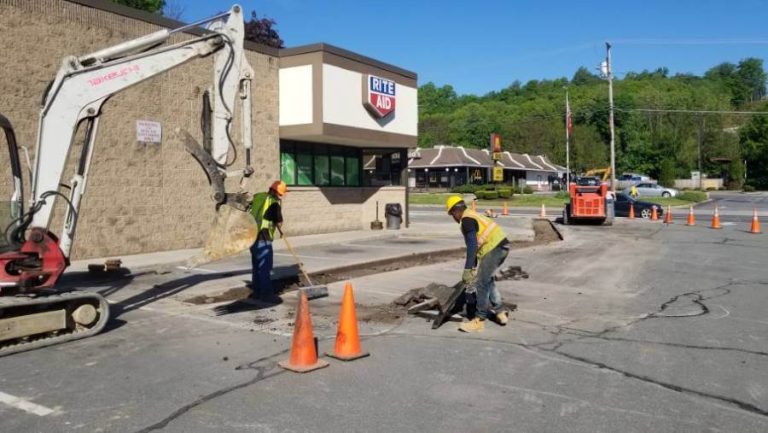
[136,120,162,143]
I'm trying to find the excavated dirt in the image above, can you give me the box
[185,287,252,305]
[283,299,408,324]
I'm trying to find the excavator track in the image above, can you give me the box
[0,291,110,357]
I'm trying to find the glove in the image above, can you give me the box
[462,268,476,284]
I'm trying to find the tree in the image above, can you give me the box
[111,0,165,14]
[740,114,768,188]
[419,83,458,116]
[244,11,284,48]
[571,67,601,86]
[736,58,767,103]
[658,158,677,187]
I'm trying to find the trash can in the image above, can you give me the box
[385,203,403,230]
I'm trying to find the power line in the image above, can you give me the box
[615,108,768,115]
[611,38,768,46]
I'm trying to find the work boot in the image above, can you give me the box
[459,317,485,333]
[495,310,509,326]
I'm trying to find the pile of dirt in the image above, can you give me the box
[185,287,251,305]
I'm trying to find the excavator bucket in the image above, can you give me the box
[187,205,258,268]
[177,128,259,268]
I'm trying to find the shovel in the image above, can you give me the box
[277,227,328,300]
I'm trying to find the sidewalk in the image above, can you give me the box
[64,217,536,303]
[68,229,404,273]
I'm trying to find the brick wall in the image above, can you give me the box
[282,187,406,235]
[0,0,278,259]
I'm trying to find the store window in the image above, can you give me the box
[280,153,295,185]
[363,149,406,187]
[280,140,362,187]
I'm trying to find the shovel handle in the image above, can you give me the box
[277,227,315,286]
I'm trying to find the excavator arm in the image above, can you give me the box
[2,5,255,290]
[0,5,260,357]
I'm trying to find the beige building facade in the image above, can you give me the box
[0,0,416,259]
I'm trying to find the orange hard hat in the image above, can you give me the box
[270,180,288,197]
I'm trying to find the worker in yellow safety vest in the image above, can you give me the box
[248,180,287,301]
[446,195,511,332]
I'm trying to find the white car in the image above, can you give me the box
[624,182,679,197]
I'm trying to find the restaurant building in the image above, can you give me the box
[407,145,566,191]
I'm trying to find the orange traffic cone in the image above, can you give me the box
[539,203,547,218]
[710,206,721,229]
[279,291,329,373]
[663,205,673,224]
[749,208,762,234]
[471,200,476,211]
[686,206,695,226]
[628,204,635,219]
[327,282,369,361]
[651,206,658,221]
[502,202,509,216]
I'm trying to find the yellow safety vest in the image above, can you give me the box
[251,192,277,241]
[461,209,508,259]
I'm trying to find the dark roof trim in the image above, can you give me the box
[65,0,280,56]
[280,43,417,80]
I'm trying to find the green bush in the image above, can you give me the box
[522,186,534,194]
[554,191,570,199]
[497,188,512,199]
[450,184,482,194]
[706,187,717,191]
[678,191,707,202]
[480,191,499,200]
[743,184,756,192]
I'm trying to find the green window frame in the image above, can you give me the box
[280,140,363,187]
[314,154,330,186]
[345,156,360,186]
[296,153,313,186]
[280,152,296,185]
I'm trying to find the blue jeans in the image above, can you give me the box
[250,240,273,297]
[472,243,509,319]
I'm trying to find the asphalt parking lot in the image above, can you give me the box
[0,192,766,432]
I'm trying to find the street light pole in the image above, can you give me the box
[606,42,617,193]
[697,114,704,190]
[564,87,571,188]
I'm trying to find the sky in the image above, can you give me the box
[170,0,768,95]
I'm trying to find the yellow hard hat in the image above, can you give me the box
[270,180,288,197]
[445,195,464,213]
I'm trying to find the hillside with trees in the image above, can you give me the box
[419,59,768,189]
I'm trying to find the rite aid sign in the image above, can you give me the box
[363,75,396,118]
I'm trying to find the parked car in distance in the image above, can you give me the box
[618,173,651,182]
[614,193,664,219]
[575,176,602,186]
[623,182,678,197]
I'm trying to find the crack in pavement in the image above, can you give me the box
[131,344,320,432]
[385,331,768,420]
[130,319,409,432]
[546,349,768,418]
[130,279,764,431]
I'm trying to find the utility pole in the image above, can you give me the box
[697,114,704,190]
[564,87,571,187]
[605,42,617,193]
